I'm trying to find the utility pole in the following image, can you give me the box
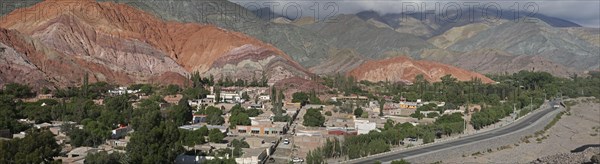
[463,116,467,134]
[513,103,516,121]
[530,97,533,111]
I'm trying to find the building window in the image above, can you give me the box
[264,131,269,135]
[251,130,260,134]
[271,131,278,134]
[238,130,247,133]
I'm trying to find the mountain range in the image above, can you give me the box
[0,0,598,88]
[0,0,309,88]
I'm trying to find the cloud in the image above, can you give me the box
[231,0,600,27]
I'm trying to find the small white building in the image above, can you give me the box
[108,87,140,95]
[443,110,464,115]
[249,104,264,110]
[354,119,377,135]
[258,95,270,101]
[111,126,131,139]
[420,111,440,116]
[207,93,242,103]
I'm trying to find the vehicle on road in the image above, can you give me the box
[292,158,304,163]
[283,138,290,145]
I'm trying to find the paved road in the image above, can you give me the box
[348,101,560,163]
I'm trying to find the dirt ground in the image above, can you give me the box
[444,98,600,163]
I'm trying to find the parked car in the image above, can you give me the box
[292,158,304,163]
[283,138,290,145]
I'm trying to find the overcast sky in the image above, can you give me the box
[232,0,600,27]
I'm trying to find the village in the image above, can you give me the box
[3,80,484,164]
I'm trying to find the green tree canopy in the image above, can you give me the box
[208,128,225,143]
[303,108,325,127]
[1,129,61,163]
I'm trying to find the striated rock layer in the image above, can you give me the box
[348,56,494,84]
[0,0,310,87]
[421,49,579,78]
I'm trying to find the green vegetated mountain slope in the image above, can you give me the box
[356,8,582,39]
[420,49,579,78]
[103,0,332,69]
[2,0,597,79]
[299,14,437,60]
[446,19,600,71]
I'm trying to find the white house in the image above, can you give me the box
[111,126,131,139]
[354,119,377,135]
[258,95,270,101]
[443,110,464,115]
[207,93,242,103]
[108,87,140,95]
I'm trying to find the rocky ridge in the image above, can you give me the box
[348,56,494,83]
[0,0,310,87]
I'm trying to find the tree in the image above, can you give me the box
[303,108,325,127]
[230,139,250,157]
[292,92,309,103]
[379,99,385,117]
[410,111,425,120]
[0,95,30,133]
[246,108,262,117]
[391,159,411,164]
[353,107,364,117]
[435,113,465,136]
[198,125,209,136]
[214,86,221,103]
[164,84,180,95]
[208,128,225,143]
[65,121,111,147]
[272,115,291,122]
[324,111,332,116]
[183,87,209,100]
[180,129,206,146]
[190,72,203,88]
[103,95,132,125]
[5,129,61,163]
[242,92,250,101]
[426,112,440,118]
[204,158,236,164]
[309,91,322,104]
[229,113,251,128]
[3,83,34,98]
[85,151,124,164]
[306,148,324,164]
[200,106,225,125]
[82,72,89,98]
[127,121,183,163]
[139,84,153,95]
[171,100,192,126]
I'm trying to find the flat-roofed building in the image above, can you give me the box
[354,119,377,135]
[330,95,369,102]
[111,125,131,139]
[192,114,207,124]
[234,118,288,136]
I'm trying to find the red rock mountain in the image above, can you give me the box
[0,0,309,87]
[348,56,494,84]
